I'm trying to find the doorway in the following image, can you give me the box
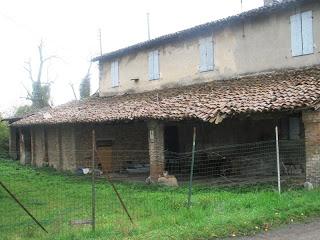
[96,139,113,173]
[164,126,179,174]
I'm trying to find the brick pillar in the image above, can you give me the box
[303,111,320,187]
[147,120,165,181]
[19,129,26,165]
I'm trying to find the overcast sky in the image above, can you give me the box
[0,0,263,116]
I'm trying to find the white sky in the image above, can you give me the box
[0,0,263,116]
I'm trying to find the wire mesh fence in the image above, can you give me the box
[0,137,306,239]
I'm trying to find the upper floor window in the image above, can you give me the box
[111,60,119,87]
[290,11,314,57]
[148,50,160,80]
[199,37,214,72]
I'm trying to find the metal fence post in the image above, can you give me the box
[91,129,96,231]
[275,126,281,195]
[188,127,196,208]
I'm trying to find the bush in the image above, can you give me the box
[0,118,9,157]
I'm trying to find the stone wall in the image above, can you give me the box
[303,111,320,186]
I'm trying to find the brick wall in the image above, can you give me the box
[46,127,60,169]
[303,111,320,186]
[147,121,165,180]
[75,122,149,172]
[60,126,76,170]
[28,125,76,171]
[31,126,45,167]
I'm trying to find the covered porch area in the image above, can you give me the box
[15,110,312,186]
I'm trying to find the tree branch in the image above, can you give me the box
[20,82,33,100]
[24,60,34,82]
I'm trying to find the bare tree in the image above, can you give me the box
[23,41,56,109]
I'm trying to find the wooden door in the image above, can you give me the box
[97,146,113,173]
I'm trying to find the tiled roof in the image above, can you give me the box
[93,0,313,62]
[13,66,320,126]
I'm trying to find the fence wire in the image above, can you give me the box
[1,139,306,239]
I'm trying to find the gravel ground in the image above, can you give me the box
[223,218,320,240]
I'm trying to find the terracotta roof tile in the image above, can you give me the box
[13,66,320,126]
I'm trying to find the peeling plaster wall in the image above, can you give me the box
[99,2,320,97]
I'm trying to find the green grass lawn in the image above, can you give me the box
[1,158,320,240]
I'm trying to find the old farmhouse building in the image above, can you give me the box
[7,0,320,185]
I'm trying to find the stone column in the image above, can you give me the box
[147,120,165,181]
[302,111,320,187]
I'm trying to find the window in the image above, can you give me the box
[148,50,160,80]
[111,61,119,87]
[290,11,314,56]
[199,37,214,72]
[289,117,300,140]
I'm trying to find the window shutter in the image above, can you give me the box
[199,39,207,72]
[301,11,313,55]
[153,50,160,79]
[111,61,119,87]
[148,51,154,80]
[206,39,214,70]
[290,13,303,56]
[114,61,119,87]
[111,62,114,86]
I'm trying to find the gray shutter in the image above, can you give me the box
[114,61,119,86]
[301,11,313,55]
[153,50,159,79]
[199,39,207,72]
[111,61,119,87]
[148,51,154,80]
[206,39,214,70]
[290,13,303,56]
[111,62,115,86]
